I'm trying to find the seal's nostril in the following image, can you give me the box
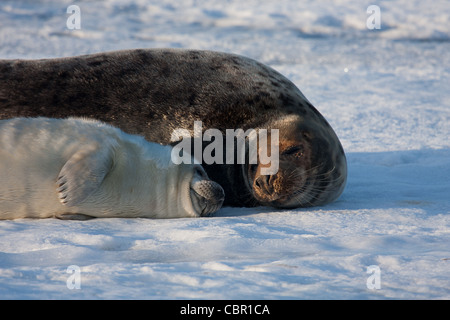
[256,175,269,186]
[192,180,225,216]
[255,175,274,194]
[255,176,263,190]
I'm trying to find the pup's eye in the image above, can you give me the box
[195,167,206,178]
[282,146,303,156]
[250,164,258,173]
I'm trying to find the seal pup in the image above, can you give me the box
[0,117,224,220]
[0,49,347,208]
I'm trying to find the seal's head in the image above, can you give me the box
[189,165,225,216]
[246,114,347,208]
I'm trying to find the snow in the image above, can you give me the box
[0,0,449,299]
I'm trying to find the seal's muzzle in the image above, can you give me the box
[191,180,225,216]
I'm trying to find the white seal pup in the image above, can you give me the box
[0,117,224,220]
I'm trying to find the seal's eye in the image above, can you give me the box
[194,166,207,179]
[282,145,303,156]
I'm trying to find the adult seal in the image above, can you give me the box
[0,49,347,208]
[0,117,224,220]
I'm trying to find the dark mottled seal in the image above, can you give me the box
[0,49,347,208]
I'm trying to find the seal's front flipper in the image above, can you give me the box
[56,143,114,207]
[55,213,96,220]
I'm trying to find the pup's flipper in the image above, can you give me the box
[56,143,114,207]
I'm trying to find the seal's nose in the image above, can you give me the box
[191,180,225,216]
[254,175,273,194]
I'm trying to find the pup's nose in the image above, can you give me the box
[192,180,225,216]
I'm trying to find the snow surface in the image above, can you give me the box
[0,0,449,299]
